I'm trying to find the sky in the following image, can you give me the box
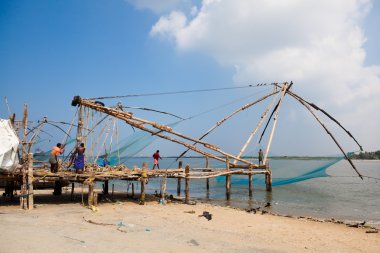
[1,0,380,157]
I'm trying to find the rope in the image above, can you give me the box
[87,83,274,100]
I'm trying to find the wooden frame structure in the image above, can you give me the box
[1,82,363,209]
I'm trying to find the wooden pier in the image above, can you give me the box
[0,153,272,209]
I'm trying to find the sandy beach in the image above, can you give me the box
[0,189,379,253]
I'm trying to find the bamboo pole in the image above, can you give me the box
[20,104,28,209]
[176,91,279,160]
[111,184,114,201]
[104,180,109,194]
[226,157,231,200]
[185,164,190,204]
[140,162,147,205]
[93,192,98,206]
[289,93,363,179]
[263,83,289,165]
[205,157,210,191]
[177,161,182,196]
[75,98,255,167]
[27,153,34,210]
[265,163,272,191]
[248,165,253,197]
[88,183,94,206]
[234,90,280,164]
[71,183,75,200]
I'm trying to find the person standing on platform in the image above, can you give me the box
[258,149,264,165]
[72,143,85,173]
[49,143,65,173]
[152,150,162,170]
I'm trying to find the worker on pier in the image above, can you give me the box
[49,143,65,173]
[102,154,110,167]
[152,150,162,170]
[258,149,264,165]
[72,143,85,173]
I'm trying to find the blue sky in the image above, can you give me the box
[1,0,379,157]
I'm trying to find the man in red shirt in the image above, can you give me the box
[152,150,162,170]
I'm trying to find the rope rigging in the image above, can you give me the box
[87,83,275,100]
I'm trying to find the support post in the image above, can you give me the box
[88,183,94,206]
[265,163,272,192]
[71,183,75,200]
[93,192,98,206]
[226,157,231,200]
[131,183,135,198]
[103,180,109,194]
[111,184,114,201]
[205,157,210,191]
[177,161,182,196]
[27,153,34,210]
[140,162,147,205]
[185,164,190,204]
[248,165,253,197]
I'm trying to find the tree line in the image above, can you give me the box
[348,151,380,160]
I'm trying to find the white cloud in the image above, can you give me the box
[150,0,380,152]
[150,11,187,40]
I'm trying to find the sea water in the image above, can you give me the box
[110,158,380,226]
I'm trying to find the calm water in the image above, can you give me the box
[108,158,380,226]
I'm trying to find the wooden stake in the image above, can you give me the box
[88,183,94,206]
[27,153,34,210]
[177,161,182,196]
[265,163,272,192]
[103,180,109,194]
[205,157,210,191]
[140,162,147,205]
[185,164,190,204]
[111,184,114,201]
[248,165,253,197]
[93,192,98,206]
[71,183,75,200]
[226,157,231,200]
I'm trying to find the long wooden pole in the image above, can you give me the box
[234,89,281,164]
[177,161,182,196]
[185,165,190,204]
[74,98,255,167]
[263,83,289,165]
[289,93,363,179]
[27,153,34,210]
[176,91,279,160]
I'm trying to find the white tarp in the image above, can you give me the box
[0,119,19,172]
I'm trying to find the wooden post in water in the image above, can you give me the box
[111,184,114,201]
[93,192,98,206]
[88,183,94,206]
[226,157,231,200]
[185,164,190,204]
[104,180,109,194]
[205,157,210,191]
[27,153,34,210]
[177,161,182,196]
[71,183,75,200]
[265,162,272,192]
[248,165,253,197]
[140,162,147,205]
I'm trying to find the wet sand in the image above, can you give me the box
[0,189,379,253]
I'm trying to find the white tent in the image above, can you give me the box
[0,119,19,172]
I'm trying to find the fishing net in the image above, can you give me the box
[220,157,345,187]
